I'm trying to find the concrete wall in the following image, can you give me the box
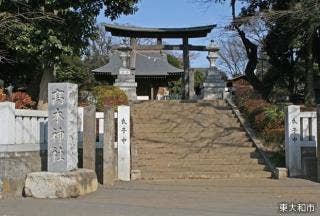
[0,151,43,197]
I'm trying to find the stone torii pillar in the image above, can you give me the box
[182,37,190,100]
[182,37,195,100]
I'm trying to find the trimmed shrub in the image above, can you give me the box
[0,89,35,109]
[233,85,285,146]
[93,85,128,111]
[11,92,35,109]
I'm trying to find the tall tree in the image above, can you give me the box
[0,0,139,109]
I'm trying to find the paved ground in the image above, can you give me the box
[1,178,320,216]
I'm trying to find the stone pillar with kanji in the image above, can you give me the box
[48,83,78,172]
[285,105,301,177]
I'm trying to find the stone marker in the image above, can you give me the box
[48,83,78,172]
[24,169,98,199]
[117,105,131,181]
[24,83,98,199]
[83,105,96,170]
[103,106,115,186]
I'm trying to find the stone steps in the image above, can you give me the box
[131,100,271,180]
[138,164,267,173]
[133,100,229,107]
[134,137,251,145]
[139,171,272,180]
[132,123,242,130]
[134,141,254,148]
[135,152,260,161]
[136,158,261,166]
[136,149,258,159]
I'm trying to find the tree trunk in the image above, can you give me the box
[236,27,263,93]
[304,37,316,107]
[37,67,54,110]
[230,1,263,95]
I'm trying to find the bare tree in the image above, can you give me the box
[218,37,247,77]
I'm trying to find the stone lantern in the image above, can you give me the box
[207,40,219,68]
[114,46,137,100]
[203,40,225,100]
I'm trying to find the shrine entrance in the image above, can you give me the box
[104,24,218,99]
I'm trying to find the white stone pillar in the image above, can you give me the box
[0,102,15,145]
[285,105,301,177]
[117,105,130,181]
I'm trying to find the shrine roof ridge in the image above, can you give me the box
[105,24,216,38]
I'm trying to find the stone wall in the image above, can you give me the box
[0,148,109,198]
[0,151,43,197]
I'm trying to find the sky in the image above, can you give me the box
[97,0,235,68]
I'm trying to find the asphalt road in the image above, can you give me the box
[1,178,320,216]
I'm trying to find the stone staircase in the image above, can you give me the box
[131,100,272,180]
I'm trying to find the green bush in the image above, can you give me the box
[93,85,128,111]
[263,105,285,129]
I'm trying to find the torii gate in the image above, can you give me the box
[105,24,217,99]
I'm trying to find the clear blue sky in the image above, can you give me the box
[97,0,234,68]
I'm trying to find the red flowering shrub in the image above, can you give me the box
[11,92,35,109]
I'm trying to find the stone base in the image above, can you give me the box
[131,169,141,180]
[203,81,225,100]
[275,167,288,179]
[24,169,98,199]
[114,82,137,101]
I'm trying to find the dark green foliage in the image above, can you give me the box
[56,55,88,85]
[194,71,205,88]
[0,0,139,100]
[104,0,139,20]
[167,54,182,69]
[167,54,183,97]
[168,78,182,97]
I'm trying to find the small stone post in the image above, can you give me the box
[83,105,96,170]
[317,105,320,182]
[103,106,116,186]
[48,83,78,172]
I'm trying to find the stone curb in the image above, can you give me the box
[225,98,276,177]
